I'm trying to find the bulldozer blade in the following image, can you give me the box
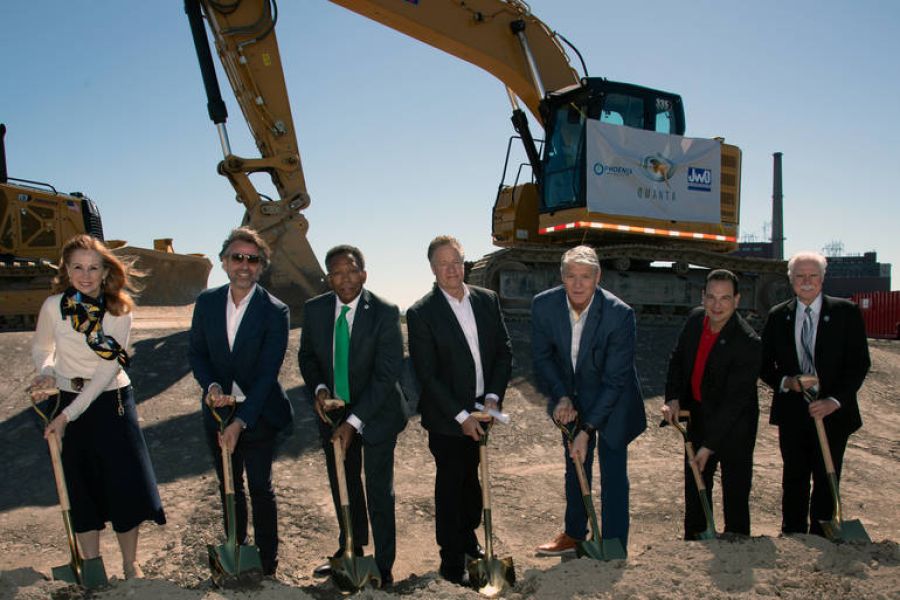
[820,518,871,543]
[467,555,515,597]
[575,537,627,561]
[329,553,381,593]
[207,542,263,588]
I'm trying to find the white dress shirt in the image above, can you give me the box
[221,284,257,403]
[567,293,595,371]
[780,293,838,406]
[439,285,499,424]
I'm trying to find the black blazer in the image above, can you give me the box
[665,307,760,455]
[297,288,407,444]
[761,295,870,436]
[407,284,512,436]
[188,284,293,434]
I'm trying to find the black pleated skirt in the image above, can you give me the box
[59,386,166,533]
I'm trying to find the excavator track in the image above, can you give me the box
[468,244,790,324]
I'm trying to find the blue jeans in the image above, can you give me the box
[563,431,629,547]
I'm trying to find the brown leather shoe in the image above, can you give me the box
[535,532,580,556]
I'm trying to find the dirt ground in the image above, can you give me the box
[0,306,898,599]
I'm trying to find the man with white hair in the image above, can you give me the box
[531,245,646,556]
[760,250,870,536]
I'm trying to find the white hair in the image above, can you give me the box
[787,251,827,278]
[560,245,601,276]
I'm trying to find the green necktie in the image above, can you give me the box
[334,305,351,403]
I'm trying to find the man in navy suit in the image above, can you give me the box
[298,245,406,586]
[532,245,646,556]
[407,235,512,585]
[663,269,761,539]
[188,227,293,576]
[761,251,870,536]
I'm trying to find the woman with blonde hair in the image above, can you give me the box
[30,234,165,580]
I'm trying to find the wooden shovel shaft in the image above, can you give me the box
[683,441,707,494]
[332,438,356,555]
[48,434,71,511]
[478,442,494,559]
[813,417,843,522]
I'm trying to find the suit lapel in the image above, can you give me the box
[210,285,230,355]
[814,295,832,366]
[434,285,474,365]
[349,290,373,376]
[231,286,261,356]
[782,298,801,373]
[575,289,603,374]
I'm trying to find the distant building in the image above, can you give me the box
[822,252,891,298]
[732,244,891,298]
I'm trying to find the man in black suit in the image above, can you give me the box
[406,235,512,585]
[761,251,870,536]
[188,227,293,577]
[298,245,406,586]
[663,269,761,539]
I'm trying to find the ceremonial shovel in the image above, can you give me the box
[29,388,108,589]
[207,402,263,587]
[554,419,627,560]
[321,398,381,592]
[466,410,515,596]
[664,411,717,540]
[799,376,870,543]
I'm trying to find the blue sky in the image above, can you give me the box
[2,1,898,309]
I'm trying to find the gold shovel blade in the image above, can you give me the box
[468,556,515,596]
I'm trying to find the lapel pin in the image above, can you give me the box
[823,315,830,322]
[364,304,370,310]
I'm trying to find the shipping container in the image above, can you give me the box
[851,291,900,339]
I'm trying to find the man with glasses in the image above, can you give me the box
[406,235,512,586]
[761,251,870,536]
[662,269,761,540]
[298,245,406,588]
[188,227,293,577]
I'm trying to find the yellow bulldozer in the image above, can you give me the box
[0,124,211,329]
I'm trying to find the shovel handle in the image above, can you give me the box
[47,433,71,512]
[813,418,837,476]
[332,438,349,507]
[220,440,234,495]
[683,440,707,493]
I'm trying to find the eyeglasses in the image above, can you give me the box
[229,253,261,264]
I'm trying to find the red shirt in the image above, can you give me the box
[690,316,720,403]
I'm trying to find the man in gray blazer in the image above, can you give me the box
[532,245,646,556]
[298,245,406,586]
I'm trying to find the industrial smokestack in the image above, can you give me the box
[772,152,784,260]
[0,124,7,184]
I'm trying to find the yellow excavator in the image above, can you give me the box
[0,124,212,329]
[187,0,787,323]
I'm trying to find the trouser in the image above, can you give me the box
[320,419,398,575]
[205,419,280,574]
[563,431,630,548]
[428,431,482,575]
[683,443,753,538]
[778,421,849,536]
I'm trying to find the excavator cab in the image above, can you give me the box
[539,79,685,214]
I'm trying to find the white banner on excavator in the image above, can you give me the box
[584,120,721,224]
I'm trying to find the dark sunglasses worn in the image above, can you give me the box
[229,253,261,264]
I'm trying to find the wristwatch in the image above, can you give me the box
[580,422,597,436]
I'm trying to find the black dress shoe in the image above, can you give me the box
[378,571,393,589]
[312,547,364,577]
[439,564,469,586]
[465,543,486,561]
